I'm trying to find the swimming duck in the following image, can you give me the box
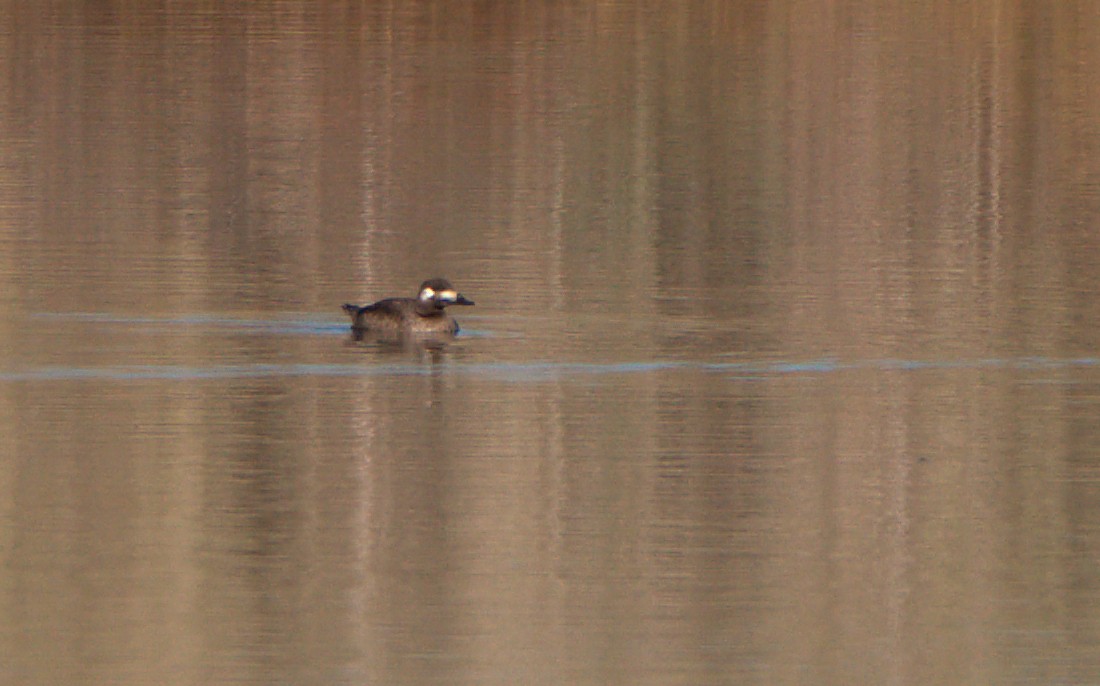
[342,278,474,337]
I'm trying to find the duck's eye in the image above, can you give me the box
[419,287,436,300]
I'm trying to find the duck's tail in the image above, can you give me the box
[342,303,361,319]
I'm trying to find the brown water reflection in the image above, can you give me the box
[3,2,1100,685]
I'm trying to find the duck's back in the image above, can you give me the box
[343,298,457,335]
[344,298,412,329]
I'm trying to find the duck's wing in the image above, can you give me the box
[357,298,406,315]
[343,298,402,314]
[344,298,415,329]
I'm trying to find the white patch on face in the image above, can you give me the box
[418,287,436,301]
[438,289,458,302]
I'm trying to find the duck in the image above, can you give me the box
[342,278,475,337]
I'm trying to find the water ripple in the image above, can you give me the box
[1,357,1097,383]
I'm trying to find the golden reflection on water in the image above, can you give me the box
[2,2,1100,685]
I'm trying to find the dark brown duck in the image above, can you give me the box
[342,278,475,337]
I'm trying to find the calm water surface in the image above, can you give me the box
[3,3,1100,685]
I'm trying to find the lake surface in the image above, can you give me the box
[3,3,1100,684]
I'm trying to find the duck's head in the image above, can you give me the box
[418,278,475,309]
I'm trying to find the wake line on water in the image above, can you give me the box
[31,312,349,336]
[15,312,1100,381]
[1,357,1098,383]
